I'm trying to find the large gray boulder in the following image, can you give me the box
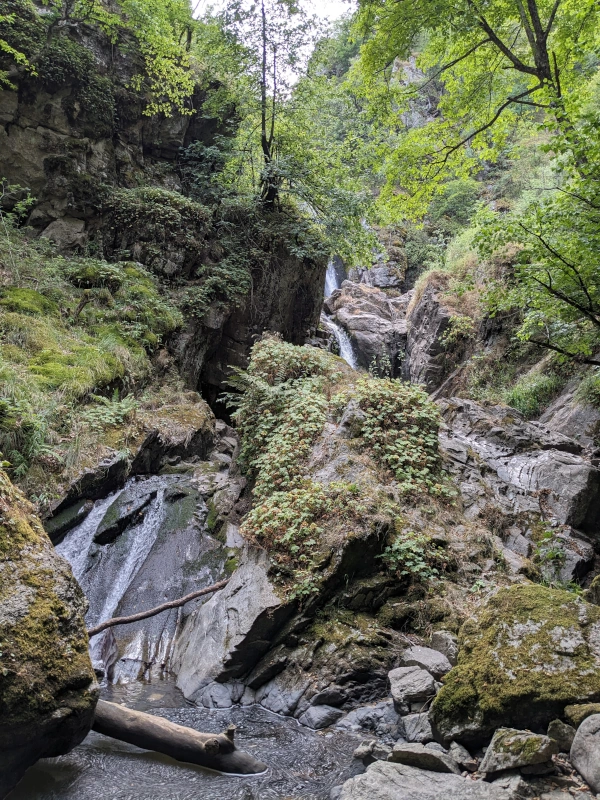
[401,645,452,679]
[430,585,600,746]
[388,742,461,773]
[570,714,600,794]
[0,469,98,799]
[338,761,512,800]
[173,546,289,701]
[388,666,437,714]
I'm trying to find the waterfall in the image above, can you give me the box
[321,314,359,370]
[324,260,339,298]
[323,258,358,369]
[324,257,346,298]
[56,474,226,683]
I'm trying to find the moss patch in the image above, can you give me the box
[430,584,600,744]
[0,467,97,746]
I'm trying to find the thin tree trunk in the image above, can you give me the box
[87,579,229,638]
[92,700,267,775]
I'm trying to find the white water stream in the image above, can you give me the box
[323,260,358,370]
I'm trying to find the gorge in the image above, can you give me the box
[3,1,600,799]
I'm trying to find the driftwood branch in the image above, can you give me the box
[87,579,229,638]
[92,700,267,774]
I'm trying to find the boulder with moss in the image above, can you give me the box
[0,467,98,798]
[430,584,600,746]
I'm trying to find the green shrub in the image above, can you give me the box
[379,528,441,581]
[503,372,563,418]
[576,370,600,408]
[336,377,453,498]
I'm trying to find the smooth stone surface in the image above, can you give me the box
[403,712,434,743]
[388,666,436,714]
[431,631,459,666]
[299,705,346,730]
[338,761,512,799]
[479,729,558,775]
[402,645,453,679]
[388,742,461,774]
[570,713,600,793]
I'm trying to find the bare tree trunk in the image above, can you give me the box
[87,579,229,638]
[92,701,267,775]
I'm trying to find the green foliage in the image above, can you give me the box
[378,528,440,581]
[229,337,338,499]
[0,218,181,482]
[429,179,480,229]
[478,119,600,366]
[440,314,476,350]
[0,288,58,317]
[36,36,115,136]
[79,394,139,433]
[503,371,563,418]
[0,0,43,87]
[576,370,600,409]
[340,377,453,498]
[232,337,452,598]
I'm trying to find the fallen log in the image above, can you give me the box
[87,579,229,638]
[92,700,267,774]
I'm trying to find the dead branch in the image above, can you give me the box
[87,579,229,638]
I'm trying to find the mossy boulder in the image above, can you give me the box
[430,584,600,746]
[0,468,97,798]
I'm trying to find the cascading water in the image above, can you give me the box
[56,473,226,683]
[323,260,359,370]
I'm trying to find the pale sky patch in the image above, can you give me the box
[194,0,355,22]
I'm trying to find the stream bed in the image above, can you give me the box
[12,681,363,800]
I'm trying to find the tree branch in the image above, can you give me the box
[467,0,539,76]
[87,579,229,638]
[529,338,600,365]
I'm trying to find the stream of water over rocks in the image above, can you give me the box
[13,682,363,800]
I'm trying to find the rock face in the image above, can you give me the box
[430,585,600,746]
[540,381,600,449]
[0,468,97,798]
[338,761,511,800]
[439,396,600,582]
[402,283,455,390]
[387,742,461,774]
[388,666,437,714]
[401,645,452,679]
[570,713,600,794]
[173,546,288,704]
[323,281,412,374]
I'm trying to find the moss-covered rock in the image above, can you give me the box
[430,584,600,746]
[0,467,97,797]
[565,703,600,728]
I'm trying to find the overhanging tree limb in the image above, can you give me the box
[87,579,229,638]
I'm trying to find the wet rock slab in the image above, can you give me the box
[338,761,512,799]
